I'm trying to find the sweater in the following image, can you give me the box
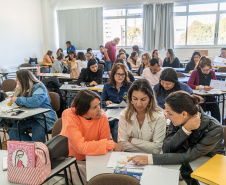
[187,69,217,89]
[142,68,164,87]
[60,108,115,161]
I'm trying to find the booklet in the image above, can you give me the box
[213,56,226,66]
[106,101,127,108]
[210,79,226,91]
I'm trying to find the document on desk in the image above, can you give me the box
[2,156,7,171]
[210,79,226,91]
[0,99,19,112]
[213,56,226,66]
[106,101,127,108]
[57,73,70,78]
[140,166,179,185]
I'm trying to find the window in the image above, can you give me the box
[174,2,226,47]
[103,7,143,47]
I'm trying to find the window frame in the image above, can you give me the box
[103,6,143,48]
[174,1,226,49]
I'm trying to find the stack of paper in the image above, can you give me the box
[106,101,127,108]
[0,99,19,112]
[213,56,226,66]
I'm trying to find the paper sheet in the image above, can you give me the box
[210,79,226,91]
[57,73,70,78]
[0,99,19,112]
[105,108,123,120]
[106,101,127,108]
[213,56,226,66]
[140,166,179,185]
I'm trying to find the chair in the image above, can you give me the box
[0,79,17,92]
[20,63,32,67]
[98,64,104,71]
[217,67,226,72]
[87,173,140,185]
[177,73,186,78]
[49,92,60,113]
[194,50,208,56]
[52,118,62,137]
[222,125,226,148]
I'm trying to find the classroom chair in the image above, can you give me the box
[0,79,17,92]
[48,92,61,118]
[177,72,186,78]
[20,63,32,67]
[217,67,226,72]
[87,173,140,185]
[52,118,62,137]
[98,64,104,71]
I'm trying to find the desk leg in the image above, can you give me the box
[63,169,69,185]
[74,161,84,185]
[42,113,49,141]
[222,95,225,125]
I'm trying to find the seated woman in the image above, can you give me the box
[128,91,224,183]
[42,50,55,73]
[65,50,76,70]
[152,49,162,66]
[134,53,151,76]
[162,49,181,68]
[51,53,68,73]
[114,59,134,82]
[60,90,122,184]
[185,51,201,72]
[55,48,63,60]
[117,48,129,59]
[154,68,193,109]
[128,52,141,68]
[118,79,166,153]
[101,63,132,142]
[8,70,57,142]
[75,52,87,69]
[187,57,220,122]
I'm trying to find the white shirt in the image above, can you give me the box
[142,68,164,87]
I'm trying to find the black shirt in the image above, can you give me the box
[77,68,103,86]
[198,68,212,86]
[162,57,181,68]
[185,61,196,72]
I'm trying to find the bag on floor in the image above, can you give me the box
[7,141,51,185]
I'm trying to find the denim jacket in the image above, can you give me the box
[16,83,57,131]
[101,82,132,108]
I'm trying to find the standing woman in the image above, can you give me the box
[134,53,151,76]
[118,79,166,153]
[185,51,201,72]
[77,58,102,86]
[187,57,220,122]
[51,53,68,73]
[128,52,141,68]
[154,68,193,109]
[162,49,181,68]
[101,63,132,142]
[8,70,57,142]
[152,49,163,66]
[42,50,55,73]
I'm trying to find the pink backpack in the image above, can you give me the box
[7,141,51,185]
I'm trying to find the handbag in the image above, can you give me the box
[1,130,9,150]
[70,63,80,79]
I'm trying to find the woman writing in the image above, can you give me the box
[118,79,166,153]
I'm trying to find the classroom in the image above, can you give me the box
[0,0,226,185]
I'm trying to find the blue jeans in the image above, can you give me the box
[68,92,78,108]
[104,61,113,71]
[109,120,119,142]
[8,120,46,142]
[41,68,51,73]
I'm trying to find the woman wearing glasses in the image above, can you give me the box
[101,63,132,142]
[187,57,220,121]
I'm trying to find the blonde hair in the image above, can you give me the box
[141,53,151,67]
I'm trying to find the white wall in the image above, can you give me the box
[0,0,45,67]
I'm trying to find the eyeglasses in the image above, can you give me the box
[142,58,147,60]
[115,73,125,77]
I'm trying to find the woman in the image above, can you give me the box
[134,53,151,76]
[187,57,220,122]
[132,45,140,56]
[154,68,193,109]
[162,49,181,68]
[152,49,162,66]
[75,52,87,69]
[51,53,68,73]
[65,50,76,69]
[60,90,122,184]
[101,63,132,142]
[117,48,129,59]
[42,50,54,73]
[185,51,201,72]
[8,70,57,142]
[55,48,63,59]
[77,59,102,86]
[128,91,224,183]
[118,79,166,153]
[118,52,132,71]
[128,52,141,68]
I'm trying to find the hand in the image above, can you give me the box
[107,58,110,61]
[183,114,201,132]
[90,81,97,86]
[106,101,113,106]
[10,97,17,104]
[133,73,138,76]
[204,86,213,91]
[128,155,148,165]
[113,142,123,151]
[128,137,133,143]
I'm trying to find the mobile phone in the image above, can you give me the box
[11,110,25,116]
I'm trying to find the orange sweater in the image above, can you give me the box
[60,108,115,161]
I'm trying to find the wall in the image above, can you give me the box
[0,0,45,68]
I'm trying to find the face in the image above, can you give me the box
[58,49,63,54]
[131,90,150,113]
[100,47,104,53]
[90,64,98,72]
[161,80,175,91]
[86,54,93,60]
[112,39,120,46]
[221,49,226,58]
[66,44,70,48]
[165,103,189,126]
[133,54,138,60]
[154,51,158,58]
[166,51,170,58]
[119,54,127,63]
[82,98,102,119]
[133,48,138,52]
[114,68,125,84]
[69,53,74,58]
[142,55,148,65]
[194,54,200,63]
[200,66,211,74]
[15,74,21,87]
[149,63,160,74]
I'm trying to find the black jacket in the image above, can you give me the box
[185,61,196,72]
[77,68,103,86]
[162,57,181,68]
[152,107,225,165]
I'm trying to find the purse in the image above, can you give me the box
[70,63,80,79]
[1,130,9,150]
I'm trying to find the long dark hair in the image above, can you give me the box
[156,68,180,97]
[167,49,175,64]
[190,51,201,68]
[68,50,76,61]
[76,52,86,61]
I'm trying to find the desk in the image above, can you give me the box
[174,68,186,72]
[19,67,37,70]
[181,61,189,68]
[60,84,90,91]
[178,77,190,83]
[215,72,226,80]
[105,108,124,120]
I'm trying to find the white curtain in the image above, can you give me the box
[154,3,174,50]
[143,3,174,51]
[143,4,154,51]
[57,7,103,50]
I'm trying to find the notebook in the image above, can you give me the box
[191,154,226,185]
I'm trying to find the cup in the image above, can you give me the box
[81,82,85,88]
[199,85,204,92]
[64,82,68,88]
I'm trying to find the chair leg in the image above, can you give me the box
[64,169,69,185]
[74,161,84,185]
[68,166,74,185]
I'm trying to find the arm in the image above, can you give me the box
[62,110,114,156]
[159,58,163,66]
[104,43,110,61]
[95,69,103,84]
[131,114,166,154]
[118,114,144,152]
[187,71,198,90]
[101,84,109,107]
